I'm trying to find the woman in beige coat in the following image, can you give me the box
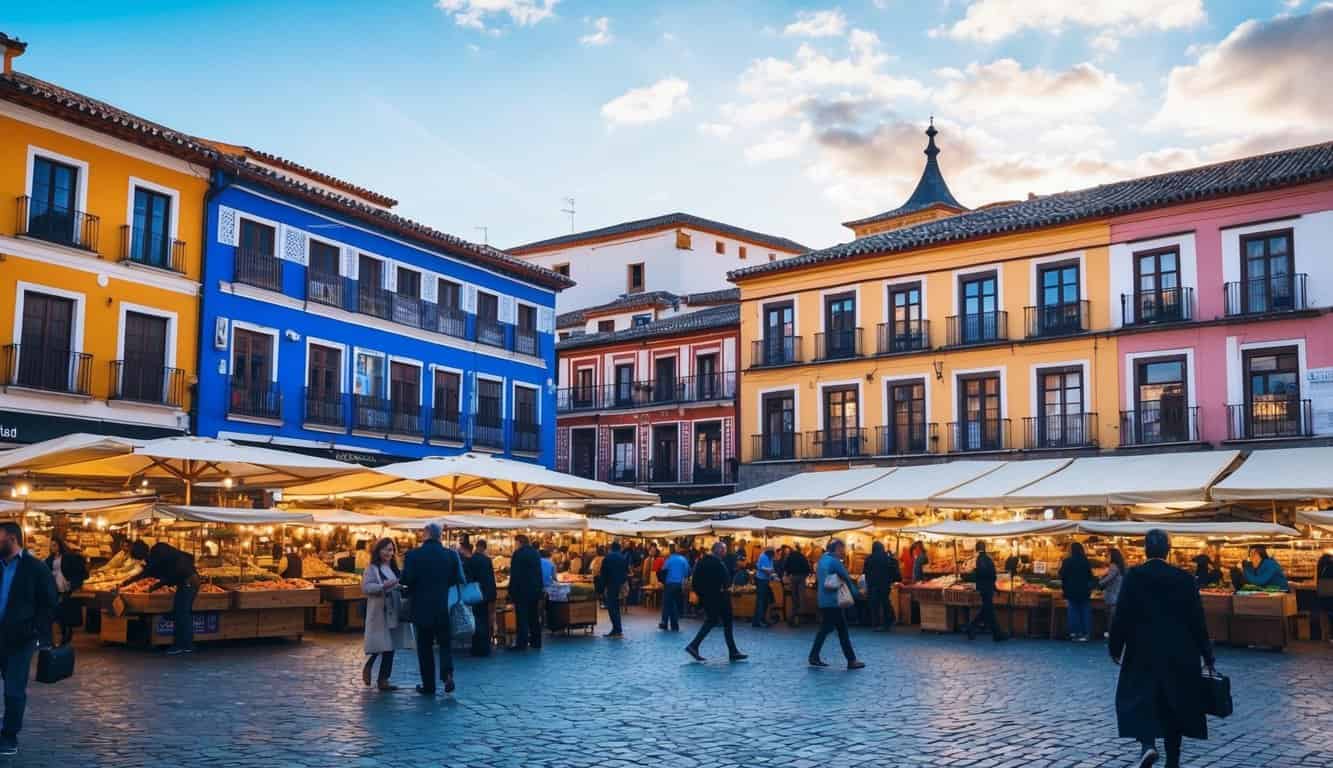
[362,538,414,690]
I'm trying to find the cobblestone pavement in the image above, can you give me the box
[19,609,1333,767]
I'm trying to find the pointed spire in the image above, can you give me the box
[924,116,940,159]
[898,118,962,213]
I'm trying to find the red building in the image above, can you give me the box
[555,302,739,503]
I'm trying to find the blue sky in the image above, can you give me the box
[4,1,1330,251]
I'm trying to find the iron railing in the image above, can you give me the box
[1023,413,1098,449]
[751,336,803,368]
[1121,287,1193,326]
[110,361,184,407]
[228,377,281,420]
[808,428,869,459]
[751,433,800,462]
[389,401,425,437]
[303,389,346,428]
[609,461,637,484]
[1119,403,1200,446]
[1226,399,1313,440]
[431,306,468,340]
[1025,301,1089,338]
[351,394,392,433]
[1224,274,1308,316]
[512,422,540,453]
[555,372,737,413]
[430,413,466,443]
[119,225,185,273]
[306,269,347,309]
[692,462,731,485]
[647,459,679,484]
[17,196,99,252]
[515,329,539,357]
[874,422,935,456]
[814,328,863,361]
[476,317,508,349]
[473,420,505,450]
[946,311,1008,346]
[234,247,283,292]
[876,320,930,354]
[2,345,92,395]
[947,418,1011,452]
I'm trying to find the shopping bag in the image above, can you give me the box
[836,582,855,609]
[35,645,75,684]
[1200,669,1233,718]
[449,596,476,643]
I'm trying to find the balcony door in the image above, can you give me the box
[574,367,595,408]
[131,186,172,267]
[389,362,421,433]
[959,374,1001,450]
[694,421,723,482]
[824,292,856,358]
[122,311,169,403]
[29,156,79,243]
[307,240,342,306]
[394,267,421,326]
[614,363,634,405]
[432,370,462,441]
[1037,366,1084,447]
[695,353,718,399]
[1038,262,1080,334]
[886,379,926,454]
[571,429,596,479]
[763,301,794,363]
[960,272,998,343]
[232,328,274,416]
[1134,357,1188,443]
[611,427,636,482]
[652,424,678,482]
[1134,247,1180,323]
[18,291,75,390]
[653,356,677,402]
[888,283,923,351]
[823,386,859,457]
[762,390,796,459]
[1241,231,1295,313]
[306,344,342,425]
[1243,347,1300,438]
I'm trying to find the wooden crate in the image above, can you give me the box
[99,613,130,644]
[148,610,254,646]
[120,592,174,614]
[731,592,757,620]
[1230,615,1288,649]
[1233,592,1296,617]
[548,598,598,630]
[944,588,980,607]
[256,607,306,637]
[231,588,321,610]
[318,583,363,601]
[1200,593,1233,616]
[920,602,951,632]
[193,591,231,612]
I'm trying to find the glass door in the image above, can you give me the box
[887,380,926,454]
[694,422,723,482]
[822,386,860,457]
[762,391,795,459]
[763,302,794,363]
[1241,231,1295,313]
[889,283,923,351]
[1135,358,1187,443]
[1135,248,1180,322]
[959,375,1001,450]
[960,273,998,343]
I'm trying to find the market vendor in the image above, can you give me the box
[1241,546,1289,590]
[130,541,199,655]
[1191,551,1221,587]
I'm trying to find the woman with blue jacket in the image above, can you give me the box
[808,539,865,670]
[1242,546,1289,590]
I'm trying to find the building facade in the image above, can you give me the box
[554,304,739,503]
[0,38,206,445]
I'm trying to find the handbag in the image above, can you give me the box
[836,582,855,609]
[1200,668,1233,718]
[35,644,74,684]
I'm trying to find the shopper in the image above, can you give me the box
[44,536,87,647]
[912,542,929,583]
[133,540,198,655]
[1242,545,1289,590]
[1192,550,1222,588]
[899,542,918,585]
[658,544,689,632]
[600,541,628,638]
[361,538,413,691]
[465,539,498,657]
[752,545,776,628]
[1109,529,1214,768]
[1101,547,1127,638]
[1319,551,1333,645]
[784,545,812,626]
[508,534,544,651]
[809,539,864,670]
[1060,542,1095,642]
[863,541,895,631]
[539,549,556,587]
[0,522,56,757]
[685,542,746,662]
[401,523,463,695]
[964,541,1006,642]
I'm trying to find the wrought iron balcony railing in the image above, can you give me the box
[946,311,1008,346]
[876,320,930,354]
[3,345,93,396]
[947,418,1012,452]
[1022,413,1098,449]
[1224,274,1308,316]
[17,196,99,252]
[1226,399,1313,440]
[1121,287,1193,326]
[1119,402,1200,446]
[110,361,184,407]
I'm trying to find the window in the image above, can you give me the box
[119,311,170,404]
[515,304,538,355]
[695,353,719,399]
[236,219,280,291]
[27,156,80,245]
[307,241,341,307]
[1240,347,1304,438]
[230,328,277,419]
[573,367,596,408]
[431,369,463,442]
[821,292,857,359]
[513,385,540,453]
[958,272,999,344]
[558,331,571,341]
[956,374,1002,451]
[571,429,596,479]
[305,344,343,426]
[351,349,387,430]
[388,361,422,434]
[611,427,636,482]
[1132,356,1189,444]
[694,422,723,483]
[760,390,796,460]
[475,292,504,347]
[769,253,776,262]
[715,240,726,255]
[353,351,385,397]
[652,424,679,482]
[761,301,796,365]
[475,378,504,448]
[627,262,645,293]
[14,290,80,393]
[130,186,173,267]
[887,282,924,352]
[397,267,420,299]
[821,386,861,457]
[631,313,651,327]
[614,362,634,405]
[1133,247,1182,324]
[653,356,677,402]
[738,246,747,259]
[675,231,692,250]
[553,263,570,277]
[1035,366,1086,447]
[597,319,615,334]
[884,379,926,455]
[438,278,461,311]
[1035,262,1082,335]
[1239,230,1297,314]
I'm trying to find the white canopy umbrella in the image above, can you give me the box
[1076,520,1300,539]
[1210,447,1333,501]
[606,503,704,522]
[156,505,315,525]
[0,495,157,514]
[1296,510,1333,533]
[587,519,715,538]
[709,515,870,537]
[929,459,1073,508]
[903,520,1079,539]
[999,451,1241,507]
[691,467,892,512]
[828,461,1005,509]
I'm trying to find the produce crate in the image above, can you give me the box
[912,586,945,604]
[944,587,980,607]
[920,603,951,632]
[1230,615,1288,649]
[1012,590,1047,608]
[256,607,306,638]
[548,598,598,632]
[120,592,174,614]
[231,588,321,610]
[1233,592,1296,617]
[193,591,232,612]
[1200,593,1234,616]
[731,591,757,620]
[318,583,363,602]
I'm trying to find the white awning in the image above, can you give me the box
[1077,520,1301,538]
[827,461,1005,509]
[1296,510,1333,532]
[606,504,706,522]
[157,506,315,525]
[903,520,1079,539]
[437,514,589,532]
[0,495,158,514]
[1210,447,1333,501]
[691,467,892,512]
[929,459,1073,508]
[709,515,870,537]
[999,451,1241,507]
[586,519,714,538]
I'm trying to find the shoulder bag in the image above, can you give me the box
[1200,668,1233,718]
[449,554,477,643]
[36,644,74,684]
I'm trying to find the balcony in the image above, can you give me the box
[648,460,679,484]
[681,372,736,403]
[1226,399,1313,441]
[110,361,184,407]
[430,412,466,444]
[1025,301,1089,338]
[512,422,540,453]
[1023,413,1098,449]
[307,269,347,310]
[874,422,936,456]
[473,420,505,450]
[557,385,603,412]
[119,225,185,274]
[751,433,800,462]
[303,389,346,429]
[515,328,539,357]
[692,462,731,485]
[388,402,425,438]
[946,311,1008,347]
[17,196,99,252]
[947,418,1012,453]
[1121,287,1193,326]
[2,345,93,396]
[555,372,737,413]
[808,428,869,459]
[351,394,392,433]
[751,336,803,368]
[609,461,637,484]
[1119,403,1199,446]
[234,247,283,292]
[476,317,508,350]
[876,320,930,354]
[430,306,468,340]
[1224,274,1309,316]
[228,378,281,421]
[814,328,863,361]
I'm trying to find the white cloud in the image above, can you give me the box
[580,16,613,46]
[940,0,1204,42]
[600,77,691,127]
[745,124,813,163]
[938,59,1131,120]
[739,30,923,103]
[698,122,735,139]
[783,9,848,38]
[1089,32,1120,55]
[1153,5,1333,137]
[435,0,559,31]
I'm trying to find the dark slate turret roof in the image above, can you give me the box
[843,121,966,228]
[509,212,808,254]
[734,139,1333,282]
[557,304,739,351]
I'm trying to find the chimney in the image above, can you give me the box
[1,33,27,75]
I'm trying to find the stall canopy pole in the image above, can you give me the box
[1271,500,1277,525]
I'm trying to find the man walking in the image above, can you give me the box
[465,539,497,657]
[0,522,56,756]
[783,544,812,626]
[752,545,776,628]
[685,542,746,662]
[600,541,629,638]
[965,542,1007,642]
[1110,530,1215,768]
[402,523,463,695]
[508,534,544,651]
[658,544,689,632]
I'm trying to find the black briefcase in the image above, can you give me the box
[35,645,74,684]
[1200,669,1232,718]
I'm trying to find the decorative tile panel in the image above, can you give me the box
[281,225,308,265]
[217,206,238,246]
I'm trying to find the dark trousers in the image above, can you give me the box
[689,599,738,654]
[0,644,34,740]
[514,598,542,649]
[868,586,894,628]
[787,580,805,625]
[752,580,771,626]
[1139,735,1182,767]
[470,602,492,656]
[172,581,198,651]
[811,606,856,662]
[606,592,623,634]
[369,650,395,682]
[966,591,1000,637]
[56,594,77,645]
[413,621,453,690]
[661,583,683,629]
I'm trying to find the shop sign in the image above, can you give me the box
[1032,561,1048,575]
[0,410,182,445]
[1306,367,1333,436]
[154,612,221,637]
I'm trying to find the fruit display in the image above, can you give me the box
[231,578,316,591]
[300,556,338,578]
[197,566,279,582]
[315,576,359,587]
[84,562,143,592]
[1200,587,1234,596]
[119,578,162,594]
[919,574,960,588]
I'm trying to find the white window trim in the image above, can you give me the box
[1226,337,1307,408]
[756,294,800,338]
[755,385,800,437]
[567,425,597,475]
[882,275,928,326]
[1221,218,1303,288]
[512,381,542,426]
[1123,348,1196,412]
[952,263,1004,315]
[430,364,465,414]
[304,337,348,392]
[229,320,280,381]
[236,210,283,237]
[879,373,932,431]
[351,346,387,396]
[476,373,506,421]
[387,355,425,405]
[125,176,182,243]
[815,379,864,430]
[116,302,179,370]
[25,145,90,214]
[13,281,87,353]
[818,285,861,333]
[950,366,1008,424]
[475,288,500,314]
[1028,359,1092,419]
[1028,250,1086,309]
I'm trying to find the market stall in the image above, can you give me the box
[690,467,892,512]
[998,451,1241,507]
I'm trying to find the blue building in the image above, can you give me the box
[195,152,569,466]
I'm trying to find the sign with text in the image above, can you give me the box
[1307,367,1333,436]
[154,612,220,637]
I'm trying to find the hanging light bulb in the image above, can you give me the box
[222,477,234,489]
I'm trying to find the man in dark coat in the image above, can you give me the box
[402,523,463,695]
[133,540,198,655]
[508,534,544,651]
[465,539,498,657]
[783,545,812,627]
[964,542,1006,642]
[863,541,896,631]
[0,522,57,756]
[1109,530,1214,768]
[684,542,746,662]
[600,541,629,637]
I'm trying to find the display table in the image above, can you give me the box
[1230,592,1297,650]
[547,598,598,634]
[313,583,365,631]
[911,585,951,632]
[100,607,307,646]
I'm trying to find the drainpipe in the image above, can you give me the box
[191,168,231,437]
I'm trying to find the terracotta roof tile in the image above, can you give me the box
[510,212,808,254]
[557,304,739,351]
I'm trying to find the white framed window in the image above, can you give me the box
[115,301,179,371]
[125,176,182,243]
[304,337,347,392]
[25,145,90,216]
[352,347,386,397]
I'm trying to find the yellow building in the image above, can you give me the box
[733,124,1118,481]
[0,34,211,445]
